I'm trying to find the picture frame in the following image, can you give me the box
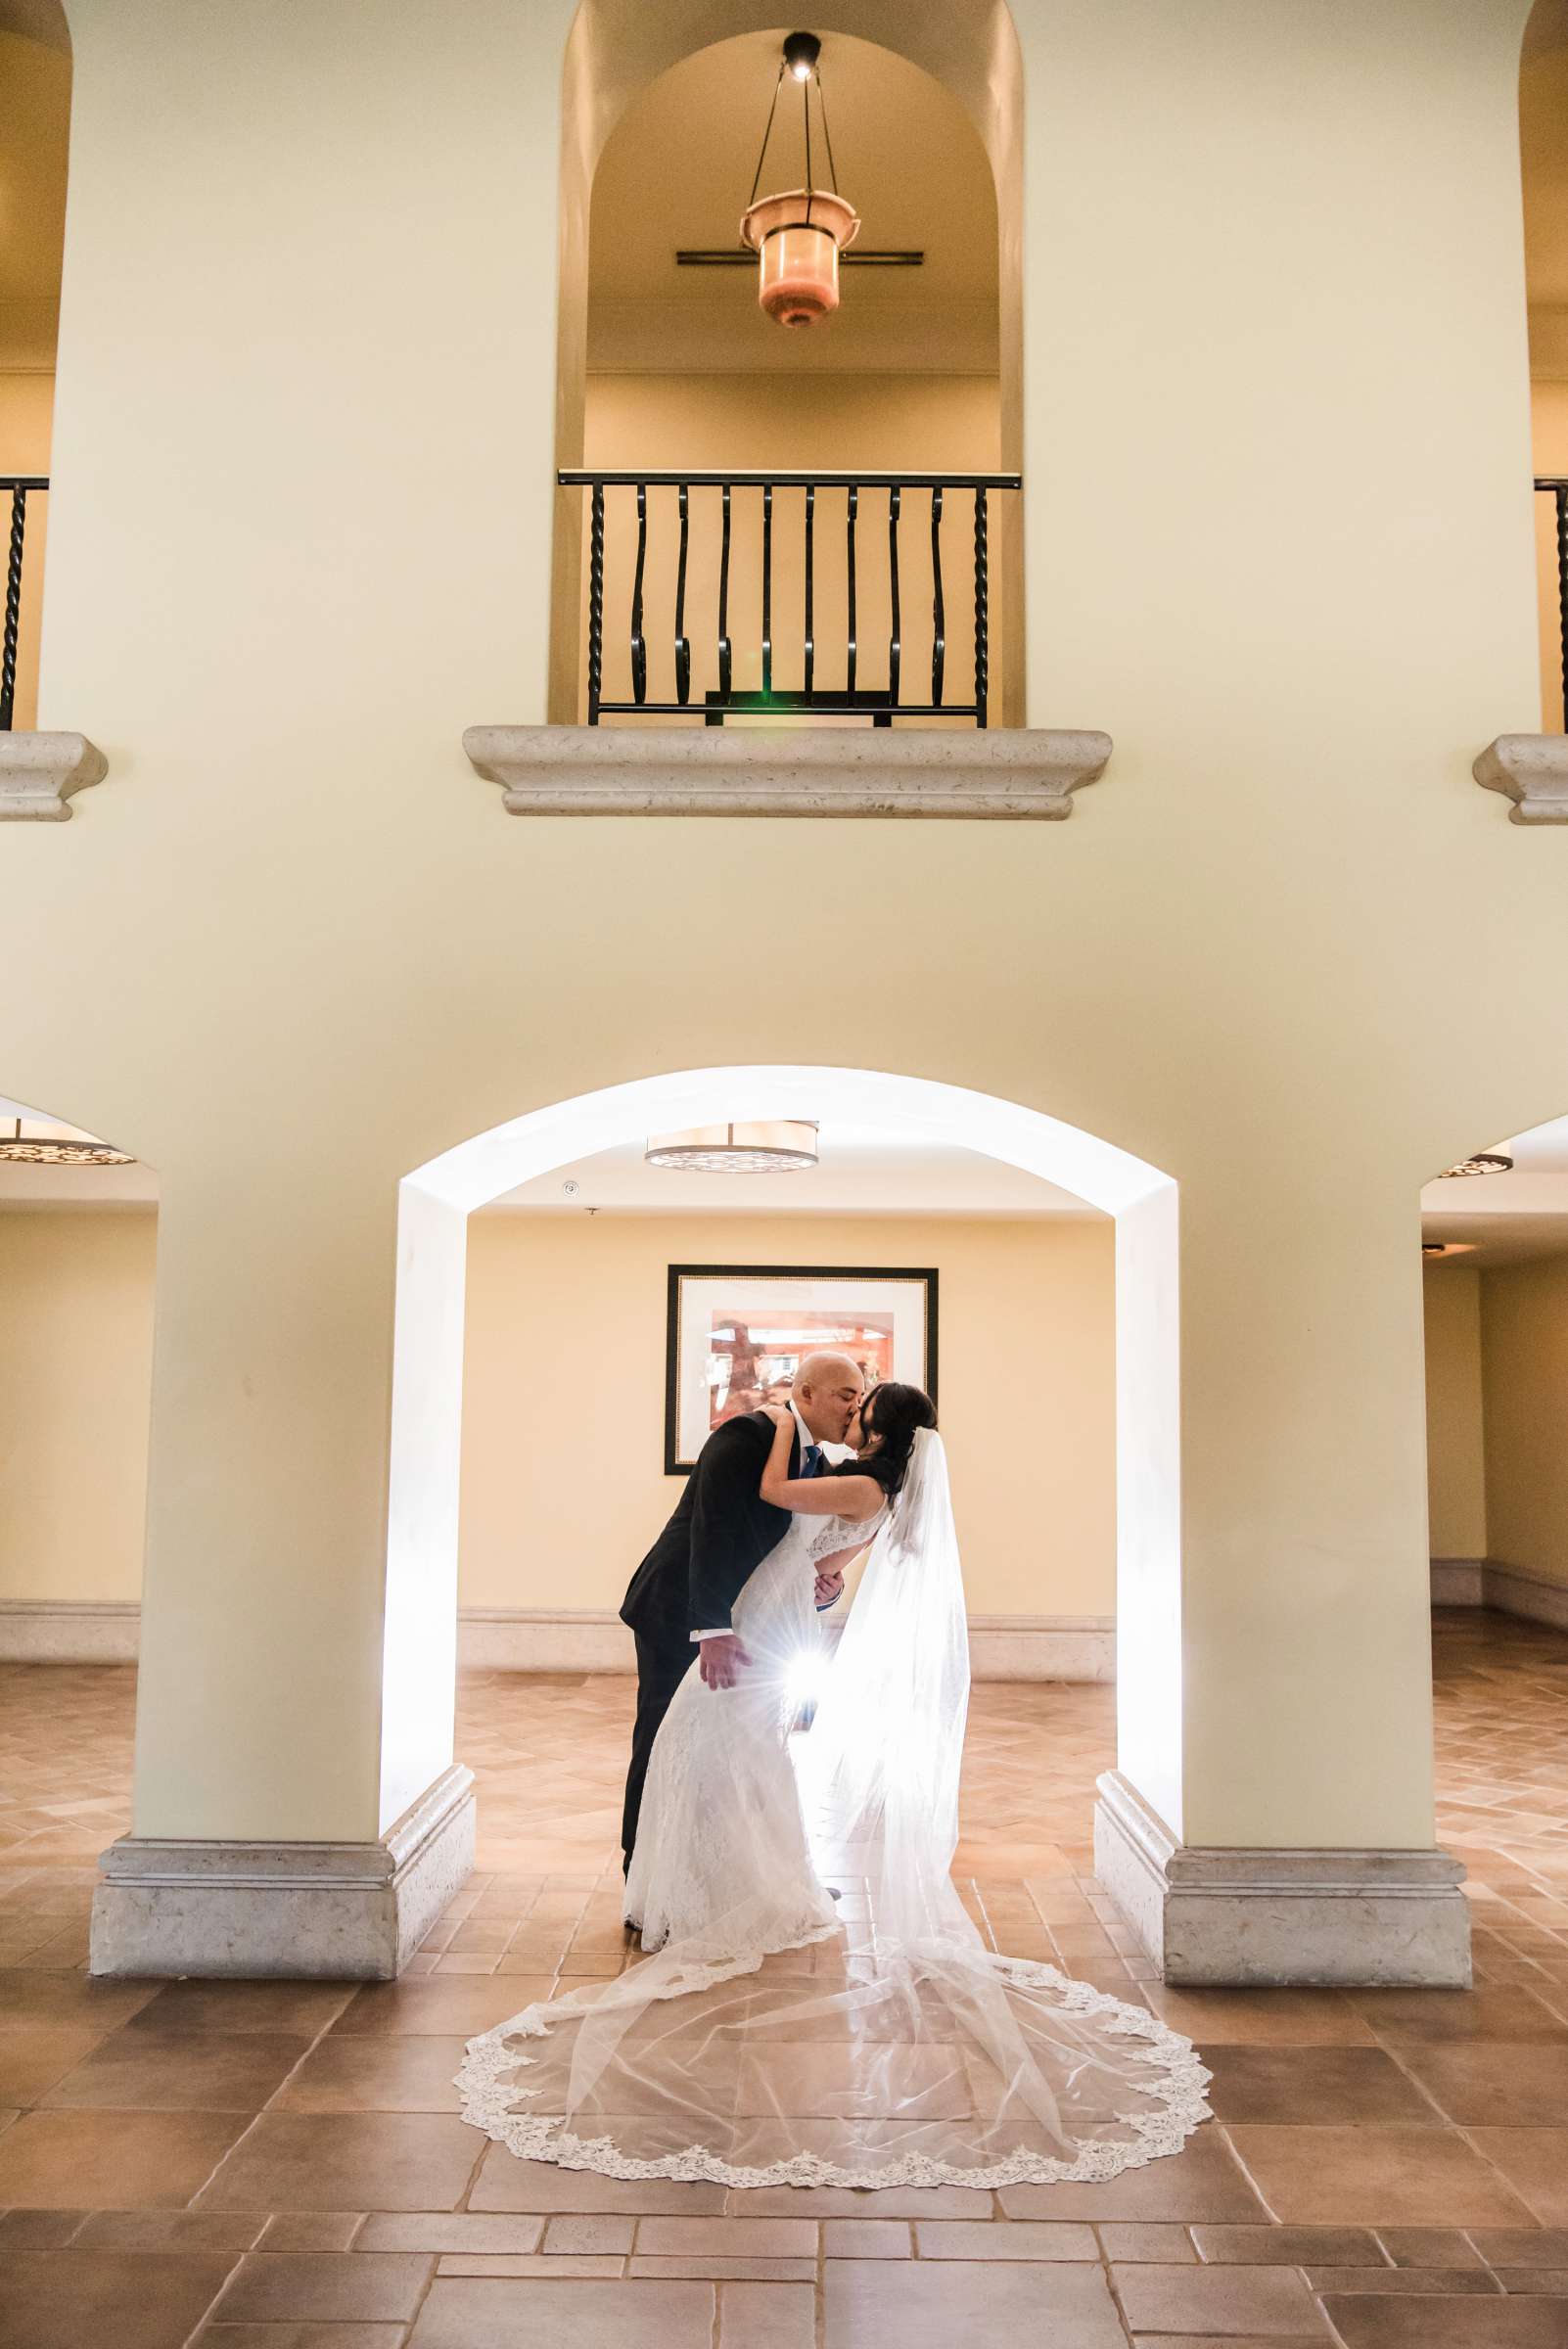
[664,1262,939,1475]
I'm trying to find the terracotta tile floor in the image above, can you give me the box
[0,1609,1566,2344]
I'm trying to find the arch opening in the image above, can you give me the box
[549,4,1025,729]
[384,1066,1182,1856]
[0,1088,159,1682]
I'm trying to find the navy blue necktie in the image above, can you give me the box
[802,1443,825,1477]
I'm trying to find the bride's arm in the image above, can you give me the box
[758,1405,885,1521]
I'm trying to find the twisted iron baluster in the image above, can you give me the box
[674,482,691,707]
[717,483,732,709]
[973,486,989,729]
[846,484,858,700]
[930,484,945,708]
[761,482,773,698]
[804,482,815,701]
[1557,485,1568,732]
[629,481,648,707]
[586,482,604,726]
[887,484,901,712]
[0,486,25,734]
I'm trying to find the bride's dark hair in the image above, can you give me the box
[860,1380,938,1497]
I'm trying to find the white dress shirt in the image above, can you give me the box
[691,1401,817,1643]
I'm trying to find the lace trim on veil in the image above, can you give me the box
[454,1937,1212,2190]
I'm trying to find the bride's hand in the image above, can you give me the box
[760,1404,794,1430]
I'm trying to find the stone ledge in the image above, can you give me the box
[89,1763,476,1979]
[1093,1770,1471,1988]
[1473,734,1568,823]
[0,731,108,820]
[464,723,1111,818]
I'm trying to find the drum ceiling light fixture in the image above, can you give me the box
[645,1122,820,1174]
[0,1114,134,1166]
[740,32,860,327]
[1439,1151,1514,1177]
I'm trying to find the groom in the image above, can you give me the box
[619,1350,865,1870]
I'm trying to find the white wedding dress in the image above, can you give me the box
[457,1433,1212,2188]
[623,1502,872,1955]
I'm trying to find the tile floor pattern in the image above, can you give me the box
[0,1610,1565,2344]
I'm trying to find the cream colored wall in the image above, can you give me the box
[581,375,1005,722]
[0,1203,1113,1624]
[1422,1261,1487,1561]
[458,1211,1114,1621]
[0,1211,153,1603]
[7,0,1556,1854]
[1480,1251,1568,1590]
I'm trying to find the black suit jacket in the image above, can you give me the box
[621,1411,798,1643]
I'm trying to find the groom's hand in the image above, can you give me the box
[698,1632,753,1690]
[813,1567,846,1609]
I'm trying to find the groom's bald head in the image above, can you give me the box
[793,1353,864,1446]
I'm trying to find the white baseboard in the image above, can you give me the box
[1429,1558,1486,1607]
[0,1600,141,1662]
[1430,1557,1568,1633]
[0,1598,1117,1681]
[462,1607,1115,1680]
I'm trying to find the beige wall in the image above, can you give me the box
[459,1211,1114,1621]
[7,0,1555,1853]
[0,1204,1113,1625]
[1422,1261,1487,1561]
[1481,1250,1568,1591]
[0,1211,153,1603]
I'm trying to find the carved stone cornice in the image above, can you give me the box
[0,731,108,822]
[464,724,1111,818]
[1472,734,1568,824]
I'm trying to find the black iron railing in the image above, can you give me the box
[1540,478,1568,731]
[1,475,47,732]
[561,469,1019,727]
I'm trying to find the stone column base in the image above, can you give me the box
[90,1764,475,1980]
[1093,1771,1471,1988]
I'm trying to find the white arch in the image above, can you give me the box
[381,1067,1182,1848]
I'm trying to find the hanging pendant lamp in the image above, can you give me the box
[0,1115,134,1167]
[645,1122,819,1173]
[740,32,860,327]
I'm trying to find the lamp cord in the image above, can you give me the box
[747,62,787,210]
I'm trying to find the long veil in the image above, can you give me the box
[456,1430,1211,2188]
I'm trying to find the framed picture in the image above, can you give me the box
[665,1263,939,1475]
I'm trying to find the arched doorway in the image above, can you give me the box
[0,1087,155,1887]
[383,1065,1181,1876]
[549,2,1025,727]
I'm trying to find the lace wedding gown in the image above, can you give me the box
[623,1503,868,1956]
[457,1434,1211,2189]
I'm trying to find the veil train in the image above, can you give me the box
[456,1428,1210,2188]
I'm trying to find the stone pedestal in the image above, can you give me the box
[90,1764,475,1980]
[1094,1771,1471,1988]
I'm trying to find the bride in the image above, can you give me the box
[457,1385,1211,2189]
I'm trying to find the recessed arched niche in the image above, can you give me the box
[549,3,1025,733]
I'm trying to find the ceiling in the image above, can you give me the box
[586,27,998,377]
[489,1125,1095,1219]
[9,1096,1568,1261]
